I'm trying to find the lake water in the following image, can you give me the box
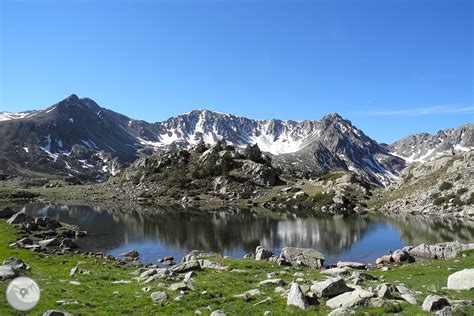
[19,203,474,266]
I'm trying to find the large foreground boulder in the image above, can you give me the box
[326,288,374,309]
[279,247,324,269]
[310,277,352,298]
[287,283,308,310]
[447,269,474,290]
[422,295,449,312]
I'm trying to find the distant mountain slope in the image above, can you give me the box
[388,124,474,163]
[0,94,411,185]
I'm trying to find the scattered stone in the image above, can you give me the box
[3,258,30,271]
[60,239,78,249]
[328,307,354,316]
[336,262,366,269]
[259,279,284,286]
[112,280,132,284]
[310,277,352,298]
[322,267,351,276]
[38,238,60,248]
[169,282,188,291]
[150,291,168,304]
[231,269,247,273]
[254,297,273,306]
[255,246,274,260]
[69,281,81,285]
[376,283,396,299]
[42,311,73,316]
[287,283,308,310]
[171,260,201,273]
[391,249,415,263]
[121,249,139,259]
[326,288,374,309]
[263,311,272,316]
[0,265,18,281]
[375,255,394,265]
[70,266,78,276]
[422,295,450,312]
[184,271,196,283]
[210,310,226,316]
[401,293,418,305]
[293,272,304,277]
[279,247,325,269]
[274,286,286,294]
[233,289,263,300]
[142,287,151,292]
[447,269,474,290]
[349,271,378,284]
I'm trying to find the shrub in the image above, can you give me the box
[195,140,208,153]
[433,196,446,206]
[430,192,440,199]
[457,187,468,195]
[439,181,453,191]
[467,192,474,205]
[244,144,264,163]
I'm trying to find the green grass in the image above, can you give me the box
[1,219,474,315]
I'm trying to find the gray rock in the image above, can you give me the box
[7,212,30,224]
[349,271,378,284]
[70,266,79,277]
[210,310,226,316]
[184,271,196,283]
[150,291,168,303]
[336,261,366,269]
[279,247,325,269]
[259,278,284,286]
[0,207,15,218]
[328,307,354,316]
[422,295,450,312]
[120,249,139,258]
[287,283,308,310]
[310,277,352,298]
[322,267,352,276]
[404,242,474,260]
[38,238,60,248]
[3,258,30,271]
[169,282,188,291]
[42,311,73,316]
[447,269,474,290]
[199,259,227,270]
[255,246,273,260]
[0,265,18,281]
[376,283,396,299]
[391,249,415,263]
[401,293,418,305]
[233,289,263,300]
[171,260,201,273]
[326,288,374,309]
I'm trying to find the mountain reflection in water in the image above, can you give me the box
[21,203,474,265]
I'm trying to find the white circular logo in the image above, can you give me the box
[6,277,41,311]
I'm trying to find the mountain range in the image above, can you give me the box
[0,94,472,186]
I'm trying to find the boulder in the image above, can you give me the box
[349,271,378,284]
[3,258,30,271]
[391,249,415,263]
[7,212,31,225]
[328,307,355,316]
[182,250,217,262]
[279,247,324,269]
[310,277,352,298]
[326,288,374,309]
[255,246,273,261]
[287,283,308,310]
[447,269,474,290]
[259,279,284,286]
[233,289,263,301]
[336,262,366,269]
[0,207,15,218]
[210,310,226,316]
[169,282,188,291]
[375,255,393,265]
[322,267,351,276]
[404,242,474,260]
[42,311,73,316]
[120,249,139,259]
[376,283,396,299]
[150,291,168,304]
[401,293,418,305]
[422,295,450,312]
[0,265,17,281]
[38,238,61,248]
[170,260,201,273]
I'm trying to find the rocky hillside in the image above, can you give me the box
[371,151,474,217]
[388,124,474,163]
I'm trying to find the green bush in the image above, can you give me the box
[439,181,453,191]
[467,192,474,205]
[433,196,446,206]
[457,187,468,195]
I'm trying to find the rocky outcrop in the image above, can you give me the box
[403,241,474,259]
[279,247,325,269]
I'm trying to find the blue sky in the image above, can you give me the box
[1,0,472,143]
